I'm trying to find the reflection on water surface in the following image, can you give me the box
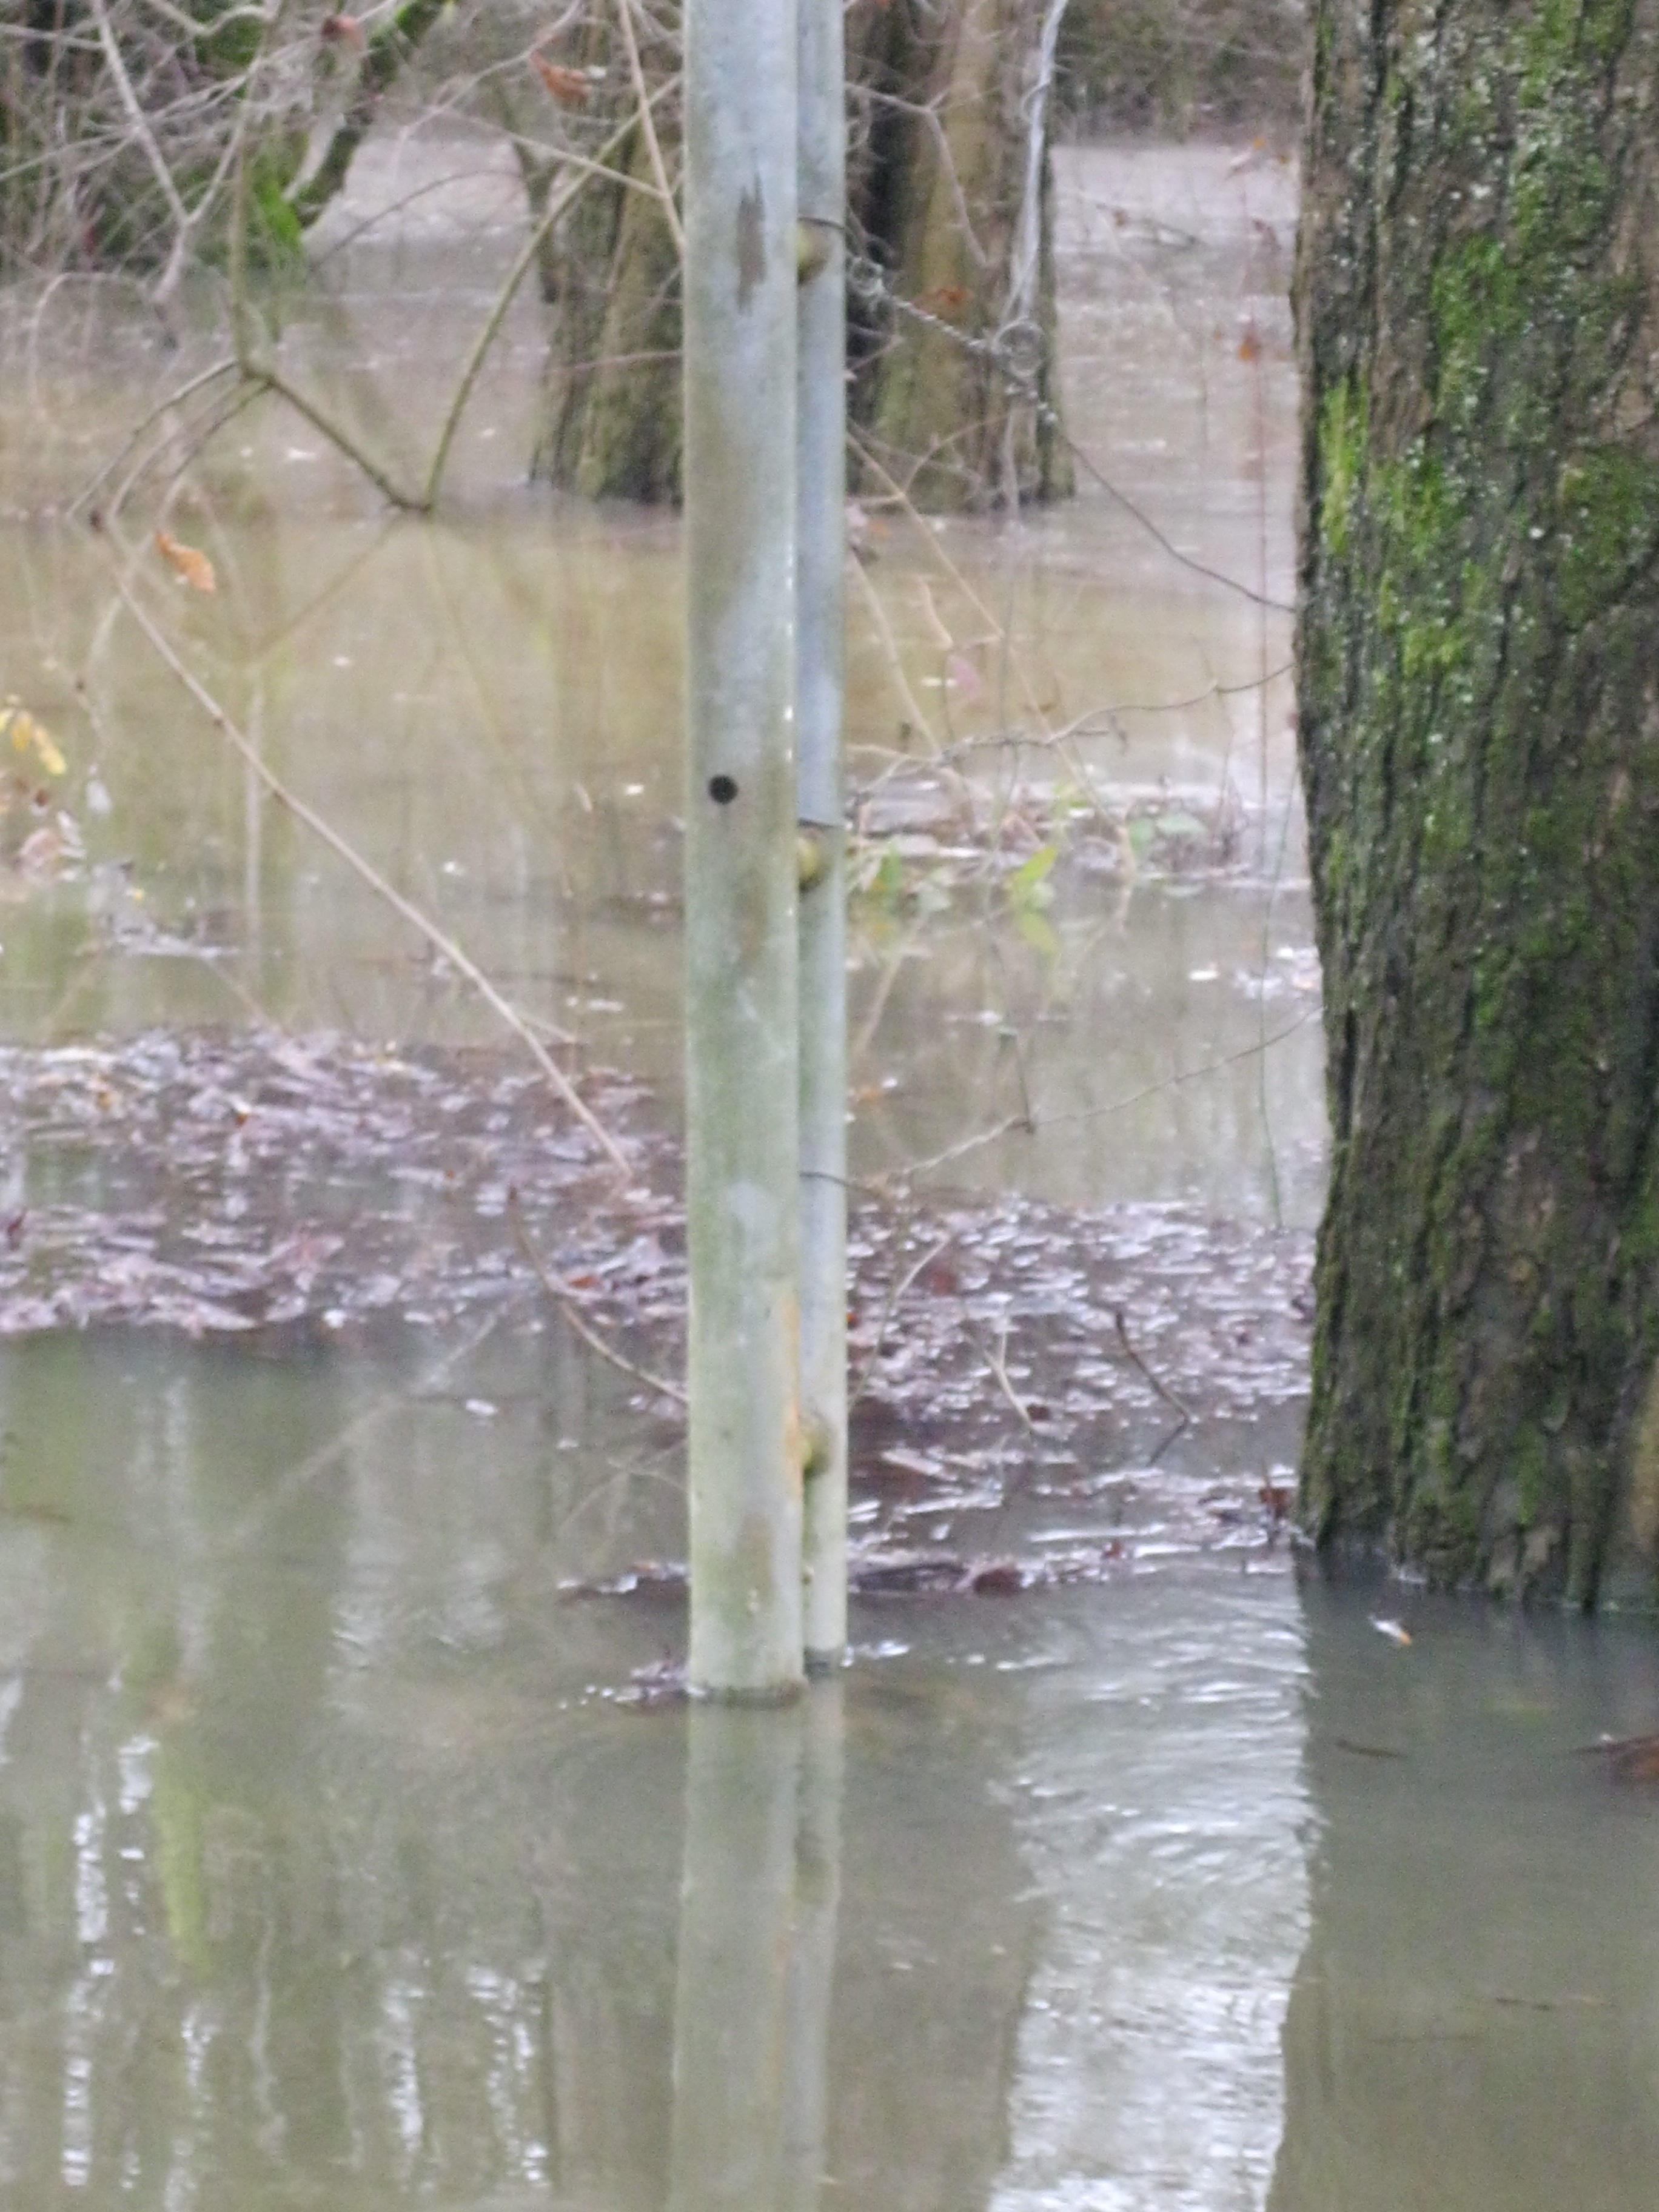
[0,138,1653,2210]
[2,1334,1658,2209]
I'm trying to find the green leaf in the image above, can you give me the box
[1006,842,1059,910]
[1016,908,1061,960]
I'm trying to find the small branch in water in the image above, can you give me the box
[849,1227,957,1410]
[848,554,942,756]
[72,356,239,519]
[104,544,632,1173]
[508,1190,687,1406]
[967,1313,1036,1434]
[241,360,425,511]
[1062,436,1294,614]
[1112,1306,1192,1429]
[882,1116,1029,1188]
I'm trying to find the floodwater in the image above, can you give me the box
[0,133,1654,2210]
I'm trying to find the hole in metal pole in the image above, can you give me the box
[708,775,739,805]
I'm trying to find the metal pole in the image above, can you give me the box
[683,0,803,1695]
[795,0,848,1667]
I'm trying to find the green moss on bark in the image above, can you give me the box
[1296,0,1659,1604]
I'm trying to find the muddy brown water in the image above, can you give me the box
[0,136,1655,2210]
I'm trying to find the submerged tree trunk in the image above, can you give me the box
[848,0,1073,508]
[529,8,684,500]
[1296,1,1659,1603]
[532,0,1071,508]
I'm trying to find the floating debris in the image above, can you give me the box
[0,1027,1316,1592]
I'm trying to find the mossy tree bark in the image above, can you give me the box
[1296,0,1659,1603]
[530,8,684,501]
[533,0,1071,509]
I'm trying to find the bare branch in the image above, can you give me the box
[103,537,634,1176]
[508,1190,688,1407]
[614,0,684,258]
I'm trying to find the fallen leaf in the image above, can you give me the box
[155,532,215,594]
[1237,326,1263,363]
[2,708,65,776]
[969,1560,1025,1595]
[319,13,366,51]
[532,55,591,104]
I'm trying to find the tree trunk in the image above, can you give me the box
[849,0,1072,509]
[533,0,1072,509]
[1295,0,1659,1603]
[529,8,685,501]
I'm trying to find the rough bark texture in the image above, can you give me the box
[1296,0,1659,1603]
[533,0,1071,509]
[848,0,1073,508]
[531,10,684,501]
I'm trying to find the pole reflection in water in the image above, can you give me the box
[668,1684,843,2212]
[784,1682,843,2212]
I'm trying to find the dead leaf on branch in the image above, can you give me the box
[155,533,215,594]
[319,13,367,53]
[532,55,592,106]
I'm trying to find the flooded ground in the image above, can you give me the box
[0,134,1655,2210]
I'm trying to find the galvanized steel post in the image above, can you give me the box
[683,0,804,1695]
[795,0,848,1667]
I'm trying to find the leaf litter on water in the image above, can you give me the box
[0,1031,1315,1586]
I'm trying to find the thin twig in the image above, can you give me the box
[72,355,239,517]
[848,553,942,754]
[862,86,989,271]
[243,360,424,510]
[423,89,677,507]
[90,0,189,235]
[848,1228,957,1410]
[880,1008,1322,1187]
[886,1115,1028,1186]
[1065,435,1295,614]
[1113,1307,1192,1427]
[508,1189,686,1406]
[968,1313,1036,1433]
[1039,1007,1321,1130]
[614,0,683,258]
[105,543,634,1174]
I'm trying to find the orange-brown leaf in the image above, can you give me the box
[320,13,367,52]
[532,55,591,106]
[1236,326,1263,363]
[155,532,215,594]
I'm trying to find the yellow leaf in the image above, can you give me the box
[155,531,216,594]
[5,710,64,776]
